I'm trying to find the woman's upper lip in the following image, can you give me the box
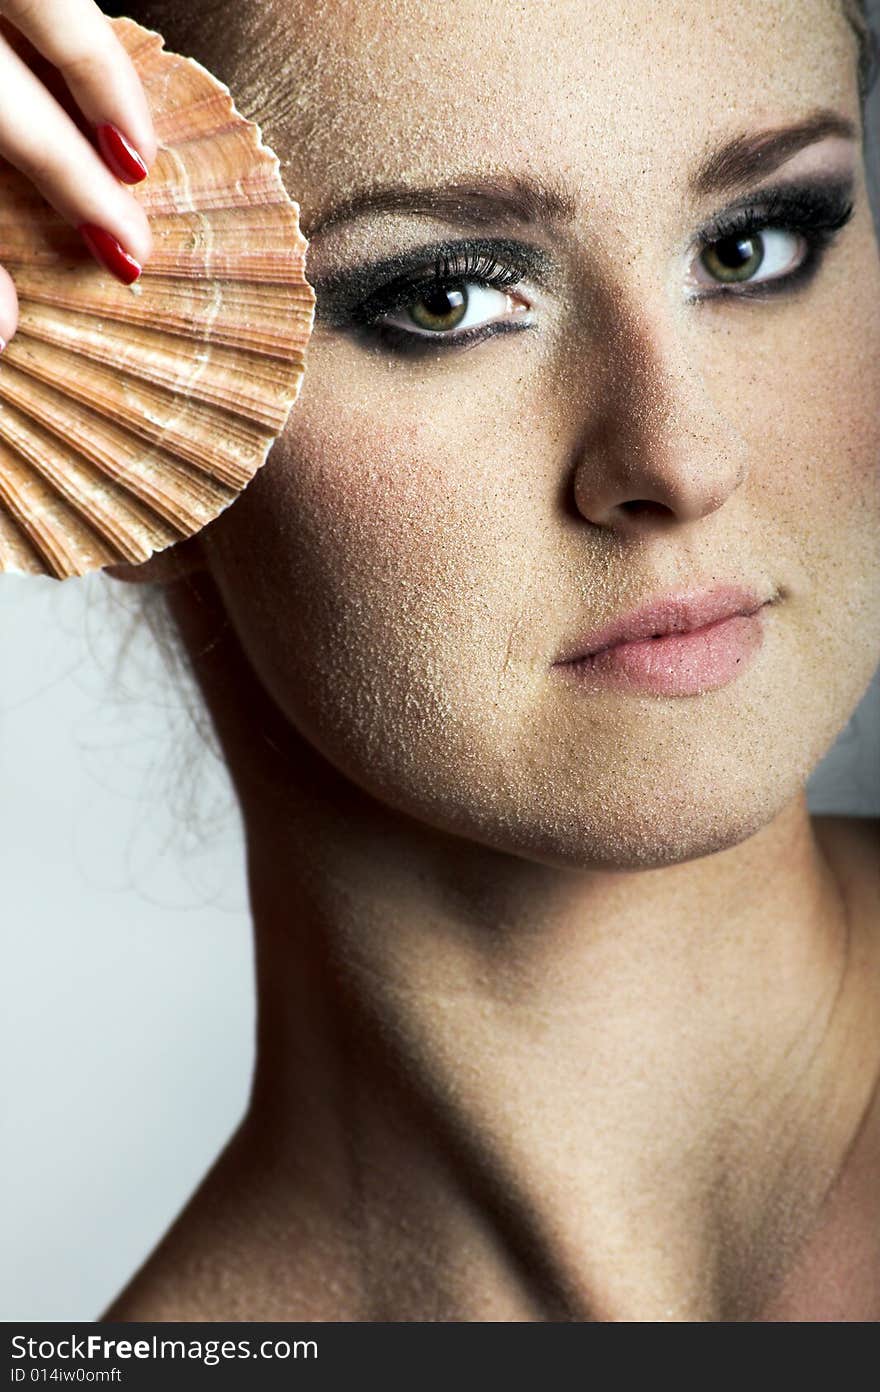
[555,585,774,663]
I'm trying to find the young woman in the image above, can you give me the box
[2,0,878,1320]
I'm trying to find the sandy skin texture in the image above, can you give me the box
[102,0,880,1321]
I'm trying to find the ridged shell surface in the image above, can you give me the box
[0,16,315,579]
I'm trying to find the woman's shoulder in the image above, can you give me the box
[758,812,880,1320]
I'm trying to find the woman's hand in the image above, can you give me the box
[0,0,157,348]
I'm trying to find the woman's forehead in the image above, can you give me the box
[239,0,860,232]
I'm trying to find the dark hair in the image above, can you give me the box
[844,0,880,99]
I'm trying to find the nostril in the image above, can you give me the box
[618,499,674,519]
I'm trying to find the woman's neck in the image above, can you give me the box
[223,784,879,1321]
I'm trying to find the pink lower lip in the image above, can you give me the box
[557,607,767,696]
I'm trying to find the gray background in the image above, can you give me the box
[3,9,880,1321]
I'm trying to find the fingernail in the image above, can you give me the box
[0,337,6,353]
[95,123,149,184]
[78,224,142,285]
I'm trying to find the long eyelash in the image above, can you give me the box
[316,181,855,358]
[311,236,548,358]
[692,180,855,300]
[350,244,529,329]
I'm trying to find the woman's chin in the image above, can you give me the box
[354,745,805,875]
[467,785,793,873]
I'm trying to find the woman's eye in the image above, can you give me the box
[379,280,523,337]
[691,227,805,289]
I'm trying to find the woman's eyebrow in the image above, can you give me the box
[690,110,856,197]
[302,109,857,240]
[302,173,577,238]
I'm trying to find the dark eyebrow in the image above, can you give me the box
[302,173,578,238]
[690,110,857,198]
[303,109,857,239]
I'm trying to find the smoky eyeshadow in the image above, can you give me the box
[693,173,856,246]
[309,237,560,329]
[308,172,858,334]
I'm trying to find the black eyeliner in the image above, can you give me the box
[311,237,557,329]
[690,175,856,301]
[369,317,533,359]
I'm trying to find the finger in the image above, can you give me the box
[0,32,152,274]
[0,18,121,163]
[0,264,20,347]
[0,0,157,171]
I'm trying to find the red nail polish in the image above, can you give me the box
[78,224,142,285]
[95,123,148,184]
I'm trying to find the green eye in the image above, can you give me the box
[699,233,765,284]
[408,283,468,331]
[379,268,529,344]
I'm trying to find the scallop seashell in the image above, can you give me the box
[0,15,315,579]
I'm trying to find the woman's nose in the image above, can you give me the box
[571,304,750,532]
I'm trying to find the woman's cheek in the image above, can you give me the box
[775,276,879,593]
[205,395,531,790]
[734,244,880,718]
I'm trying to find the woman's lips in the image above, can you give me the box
[553,586,774,696]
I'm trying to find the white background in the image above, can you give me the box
[3,6,880,1321]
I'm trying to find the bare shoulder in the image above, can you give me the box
[95,1128,346,1321]
[760,814,880,1320]
[98,1278,173,1323]
[96,1234,212,1322]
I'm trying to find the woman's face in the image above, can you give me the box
[195,0,880,869]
